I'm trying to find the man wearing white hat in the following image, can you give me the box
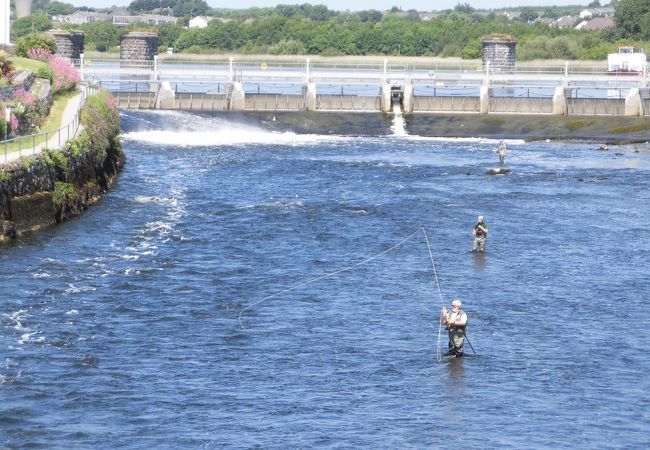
[472,215,488,252]
[441,299,468,357]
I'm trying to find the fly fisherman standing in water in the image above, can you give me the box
[441,299,468,357]
[472,215,488,253]
[496,140,507,165]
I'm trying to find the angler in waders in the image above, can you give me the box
[472,215,488,253]
[496,140,507,165]
[441,299,468,357]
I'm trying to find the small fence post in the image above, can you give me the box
[80,53,85,80]
[565,61,569,85]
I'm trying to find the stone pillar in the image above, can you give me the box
[229,82,245,110]
[15,0,33,18]
[625,88,643,116]
[482,36,516,74]
[120,31,159,67]
[381,83,392,113]
[48,30,84,59]
[552,86,567,115]
[305,83,316,111]
[403,82,413,113]
[480,85,490,114]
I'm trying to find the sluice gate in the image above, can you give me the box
[84,57,650,116]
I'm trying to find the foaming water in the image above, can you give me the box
[390,104,407,136]
[121,128,355,147]
[2,110,650,449]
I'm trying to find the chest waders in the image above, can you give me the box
[447,310,467,357]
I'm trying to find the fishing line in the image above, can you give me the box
[238,226,452,362]
[238,227,425,329]
[420,227,448,361]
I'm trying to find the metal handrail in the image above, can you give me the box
[1,84,99,165]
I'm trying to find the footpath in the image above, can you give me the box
[1,89,84,164]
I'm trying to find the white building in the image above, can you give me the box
[189,16,214,28]
[580,7,615,19]
[66,11,111,25]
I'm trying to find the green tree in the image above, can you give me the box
[461,39,482,59]
[454,3,475,13]
[519,7,539,23]
[81,21,120,52]
[46,1,76,15]
[357,10,383,23]
[614,0,650,39]
[129,0,176,13]
[269,39,306,55]
[157,24,184,48]
[11,14,52,40]
[172,0,209,18]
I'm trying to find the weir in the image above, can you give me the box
[78,57,650,117]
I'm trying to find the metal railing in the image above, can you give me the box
[1,84,98,165]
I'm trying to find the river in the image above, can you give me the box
[1,110,649,448]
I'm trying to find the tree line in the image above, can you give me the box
[10,0,650,61]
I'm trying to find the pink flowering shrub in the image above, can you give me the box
[48,55,81,93]
[26,48,53,62]
[13,88,37,108]
[26,49,81,94]
[10,114,19,131]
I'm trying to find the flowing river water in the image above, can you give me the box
[1,110,650,448]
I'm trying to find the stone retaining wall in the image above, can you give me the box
[0,137,124,242]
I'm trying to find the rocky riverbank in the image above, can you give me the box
[0,90,123,243]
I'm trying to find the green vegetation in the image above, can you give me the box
[611,122,650,133]
[52,181,76,205]
[8,56,48,73]
[565,119,596,129]
[43,148,69,171]
[0,170,10,183]
[613,0,650,40]
[15,33,57,57]
[12,0,650,60]
[20,156,33,168]
[11,15,52,40]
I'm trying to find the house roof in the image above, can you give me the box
[579,16,614,30]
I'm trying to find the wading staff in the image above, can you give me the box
[464,333,478,356]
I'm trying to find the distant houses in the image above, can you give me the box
[56,11,179,26]
[533,13,613,30]
[50,7,616,32]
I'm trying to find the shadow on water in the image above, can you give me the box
[472,251,487,271]
[445,356,466,395]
